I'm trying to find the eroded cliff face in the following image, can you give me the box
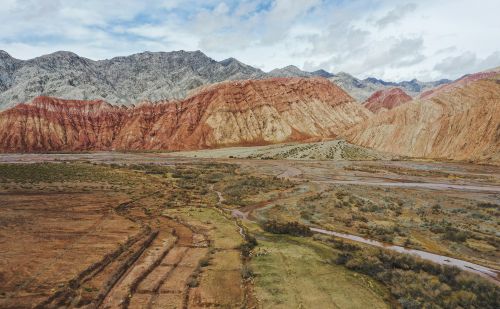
[419,69,500,99]
[0,78,370,152]
[345,75,500,164]
[363,88,412,113]
[196,78,369,146]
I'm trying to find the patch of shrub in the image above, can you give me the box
[335,191,348,200]
[187,276,199,287]
[223,176,293,205]
[478,202,498,209]
[333,247,500,309]
[352,214,368,223]
[300,209,313,220]
[364,224,405,243]
[240,234,258,257]
[241,265,254,279]
[335,252,352,265]
[443,228,468,242]
[432,204,442,214]
[199,257,210,267]
[359,203,382,212]
[262,220,312,237]
[328,238,360,252]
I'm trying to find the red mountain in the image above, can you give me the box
[345,72,500,164]
[420,68,500,99]
[0,78,371,152]
[363,88,412,113]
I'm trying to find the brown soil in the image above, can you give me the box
[0,175,230,308]
[0,191,141,308]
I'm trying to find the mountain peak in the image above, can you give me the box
[0,50,13,59]
[363,87,412,113]
[0,49,454,110]
[335,72,354,78]
[269,65,311,78]
[43,50,80,59]
[311,69,334,78]
[282,65,303,72]
[219,57,241,66]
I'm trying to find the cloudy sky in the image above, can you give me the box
[1,0,499,81]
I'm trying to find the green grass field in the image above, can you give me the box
[246,222,391,308]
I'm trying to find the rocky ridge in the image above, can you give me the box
[328,73,450,102]
[363,88,412,113]
[345,73,500,164]
[0,50,266,109]
[0,78,370,152]
[0,50,451,109]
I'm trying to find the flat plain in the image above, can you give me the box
[0,152,499,308]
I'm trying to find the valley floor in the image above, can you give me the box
[0,150,499,308]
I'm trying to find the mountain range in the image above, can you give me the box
[269,65,451,101]
[0,50,450,109]
[345,70,500,163]
[0,78,370,152]
[0,50,498,164]
[1,69,498,164]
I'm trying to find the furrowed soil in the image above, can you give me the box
[1,151,499,308]
[0,162,249,308]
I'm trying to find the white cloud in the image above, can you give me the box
[375,3,417,28]
[0,0,499,81]
[434,51,500,76]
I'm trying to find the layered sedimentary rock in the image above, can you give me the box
[363,88,412,113]
[419,68,500,99]
[345,74,500,164]
[0,78,370,152]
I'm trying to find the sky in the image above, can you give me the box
[0,0,499,81]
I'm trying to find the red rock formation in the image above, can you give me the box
[345,73,500,164]
[363,88,412,113]
[0,78,371,152]
[419,68,500,99]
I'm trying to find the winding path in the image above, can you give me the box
[214,178,500,285]
[311,227,500,285]
[313,180,500,193]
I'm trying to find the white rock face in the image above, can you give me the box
[0,50,266,109]
[0,49,450,109]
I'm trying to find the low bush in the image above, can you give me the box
[478,202,498,209]
[262,220,312,237]
[443,229,468,242]
[240,234,258,257]
[223,176,293,205]
[333,247,500,308]
[241,265,254,279]
[199,257,210,267]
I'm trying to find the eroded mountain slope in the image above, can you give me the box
[345,75,500,163]
[0,78,370,152]
[363,88,412,113]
